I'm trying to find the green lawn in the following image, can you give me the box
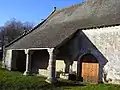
[0,63,120,90]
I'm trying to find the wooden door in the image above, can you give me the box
[82,62,99,83]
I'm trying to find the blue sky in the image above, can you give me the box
[0,0,84,26]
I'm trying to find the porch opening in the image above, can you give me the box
[80,54,99,83]
[12,50,26,72]
[31,50,49,74]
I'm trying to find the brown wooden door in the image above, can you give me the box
[82,62,99,83]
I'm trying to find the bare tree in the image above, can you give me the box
[0,19,34,59]
[0,18,34,45]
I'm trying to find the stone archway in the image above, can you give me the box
[79,54,99,83]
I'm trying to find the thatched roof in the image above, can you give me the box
[6,0,120,49]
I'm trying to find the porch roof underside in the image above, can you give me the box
[6,0,120,49]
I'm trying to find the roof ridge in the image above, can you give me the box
[53,2,84,17]
[60,1,84,11]
[5,9,56,48]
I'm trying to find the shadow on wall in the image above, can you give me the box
[31,50,49,74]
[78,31,108,83]
[0,50,2,60]
[55,30,83,73]
[56,39,74,73]
[54,29,109,82]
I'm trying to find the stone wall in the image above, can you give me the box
[82,26,120,84]
[63,25,120,83]
[2,50,12,70]
[55,27,106,81]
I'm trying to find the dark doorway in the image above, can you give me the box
[31,50,49,74]
[0,50,2,60]
[12,50,26,72]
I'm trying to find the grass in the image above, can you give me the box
[0,62,120,90]
[0,68,50,90]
